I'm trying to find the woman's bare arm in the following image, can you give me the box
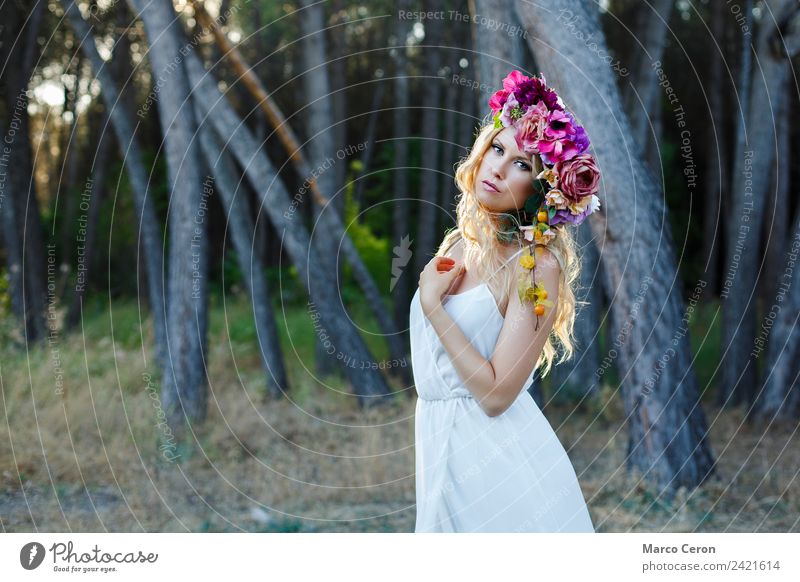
[424,246,560,417]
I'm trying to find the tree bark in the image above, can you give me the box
[551,220,601,403]
[392,0,414,356]
[182,51,393,407]
[128,0,210,430]
[66,110,112,330]
[191,0,408,380]
[194,102,290,399]
[1,0,48,344]
[621,0,672,164]
[750,206,800,423]
[516,0,716,497]
[719,0,799,408]
[299,0,345,377]
[701,0,728,297]
[413,13,444,278]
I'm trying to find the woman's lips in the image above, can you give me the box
[482,180,500,193]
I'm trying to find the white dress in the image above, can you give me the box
[410,253,595,533]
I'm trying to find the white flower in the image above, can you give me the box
[519,225,537,242]
[545,188,568,209]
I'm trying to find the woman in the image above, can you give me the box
[409,70,600,532]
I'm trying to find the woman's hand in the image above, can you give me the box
[419,256,464,317]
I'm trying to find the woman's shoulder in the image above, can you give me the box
[504,244,561,278]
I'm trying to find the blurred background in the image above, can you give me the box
[1,0,798,532]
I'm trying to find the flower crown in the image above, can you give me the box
[488,70,601,247]
[487,70,601,327]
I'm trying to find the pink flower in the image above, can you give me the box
[502,70,529,93]
[513,101,549,154]
[489,89,509,114]
[554,154,601,204]
[499,93,520,127]
[543,109,575,140]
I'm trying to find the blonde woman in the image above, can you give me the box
[409,70,600,532]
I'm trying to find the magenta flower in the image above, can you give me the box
[489,89,509,114]
[502,70,529,93]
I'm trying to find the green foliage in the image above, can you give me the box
[0,268,10,316]
[340,175,390,302]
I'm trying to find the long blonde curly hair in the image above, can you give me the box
[435,122,583,378]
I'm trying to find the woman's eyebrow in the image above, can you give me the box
[495,136,530,162]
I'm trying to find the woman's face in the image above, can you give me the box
[475,127,536,213]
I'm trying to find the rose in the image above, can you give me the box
[554,153,601,203]
[513,101,549,154]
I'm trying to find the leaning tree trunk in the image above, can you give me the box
[128,0,210,430]
[719,0,799,409]
[62,0,168,376]
[194,104,289,399]
[183,51,393,407]
[517,0,716,498]
[191,0,409,382]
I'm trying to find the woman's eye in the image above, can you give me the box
[515,160,531,171]
[493,144,503,155]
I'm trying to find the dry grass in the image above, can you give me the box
[1,298,798,532]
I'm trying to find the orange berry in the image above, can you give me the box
[539,289,548,300]
[534,229,542,240]
[537,211,548,223]
[534,304,545,316]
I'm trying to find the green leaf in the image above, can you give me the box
[548,206,557,220]
[532,179,550,195]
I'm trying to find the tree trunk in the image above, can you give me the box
[1,0,48,344]
[750,206,800,423]
[194,104,289,399]
[516,0,716,498]
[758,73,791,311]
[551,220,601,403]
[57,50,85,300]
[621,0,672,161]
[183,51,393,407]
[391,0,414,383]
[299,0,345,377]
[719,0,798,408]
[353,78,385,213]
[473,0,528,88]
[66,110,112,330]
[438,56,460,228]
[62,0,168,377]
[413,13,444,278]
[128,0,210,430]
[701,0,728,297]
